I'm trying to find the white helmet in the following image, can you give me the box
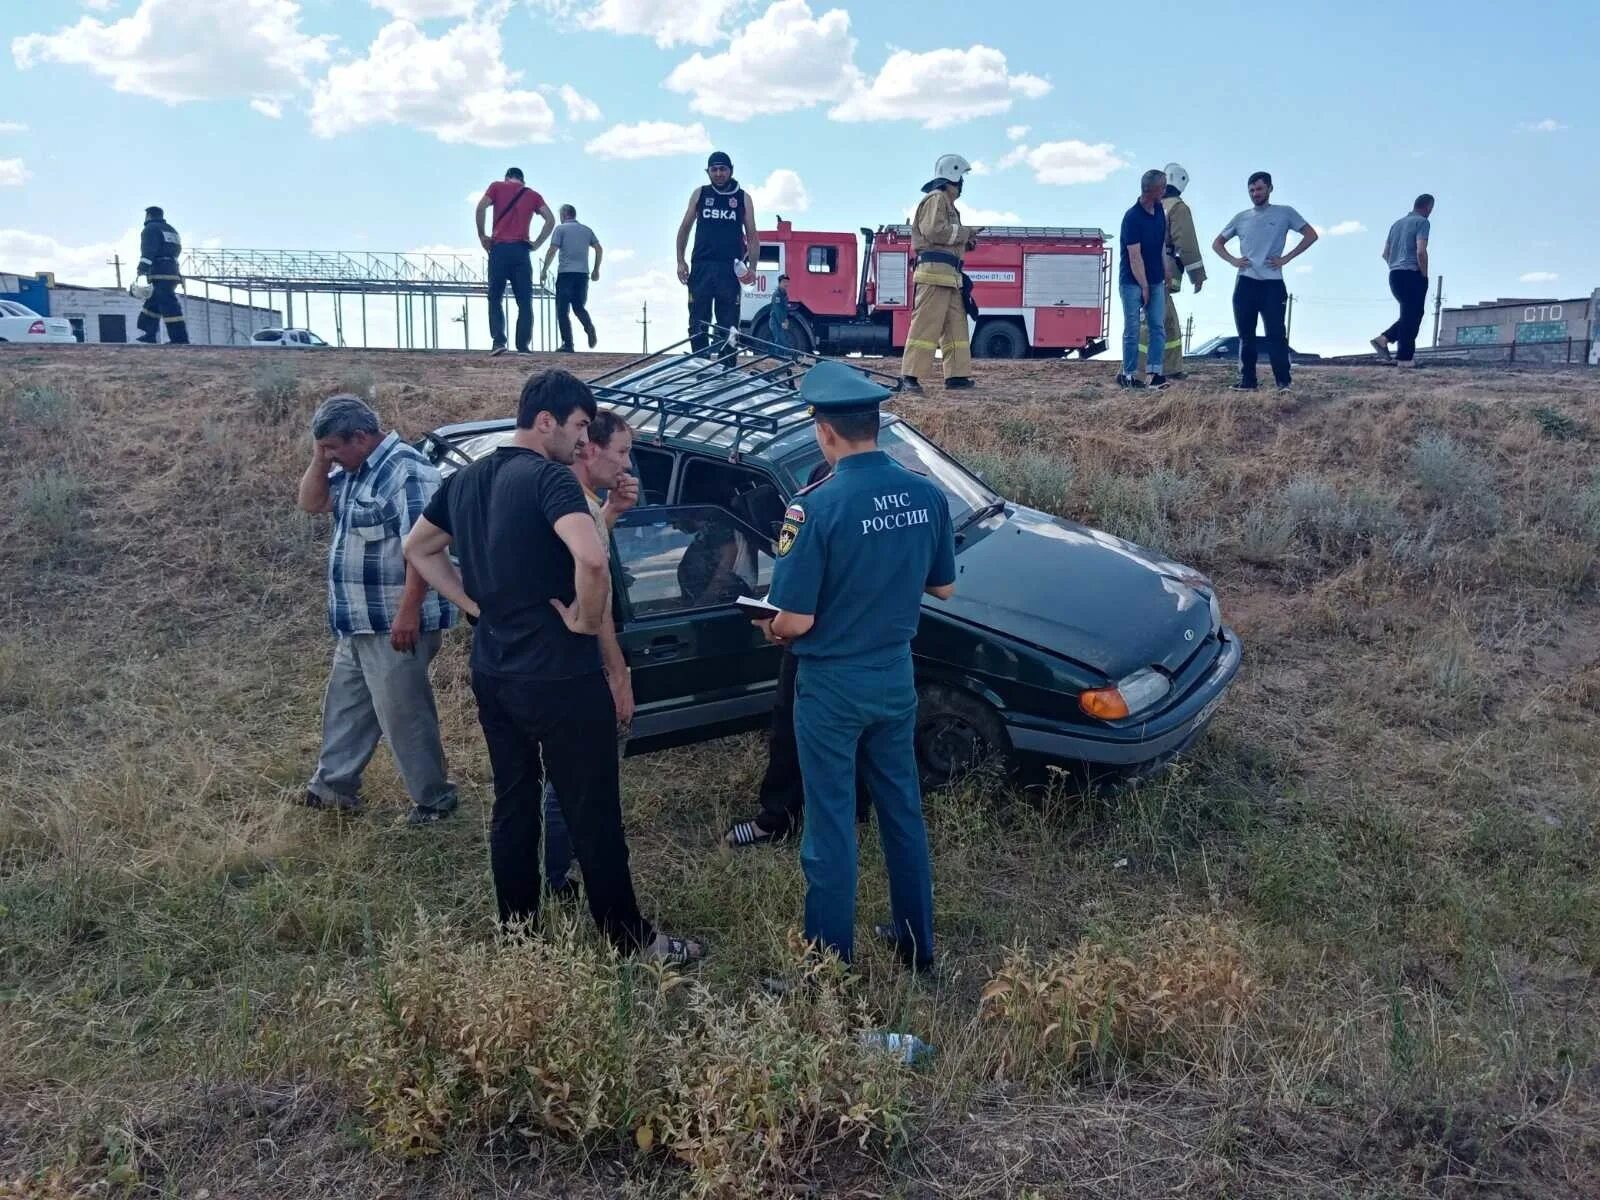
[932,154,972,185]
[128,282,152,301]
[1164,162,1189,194]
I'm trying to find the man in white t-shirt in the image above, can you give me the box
[543,409,636,896]
[542,205,603,352]
[1212,171,1319,391]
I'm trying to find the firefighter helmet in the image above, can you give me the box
[128,282,152,301]
[1164,162,1189,194]
[932,154,972,184]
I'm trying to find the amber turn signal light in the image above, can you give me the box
[1079,687,1130,720]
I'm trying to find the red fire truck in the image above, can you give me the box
[739,219,1110,359]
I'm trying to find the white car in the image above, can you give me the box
[0,300,75,344]
[250,327,330,348]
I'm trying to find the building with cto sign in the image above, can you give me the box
[1436,290,1596,364]
[1,271,279,345]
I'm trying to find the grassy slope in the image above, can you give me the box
[1,349,1597,1197]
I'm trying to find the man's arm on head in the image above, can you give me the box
[553,511,610,633]
[530,203,556,252]
[297,445,336,513]
[403,517,477,617]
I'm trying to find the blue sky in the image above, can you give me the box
[2,0,1596,354]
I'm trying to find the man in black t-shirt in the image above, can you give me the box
[675,150,760,361]
[404,370,702,966]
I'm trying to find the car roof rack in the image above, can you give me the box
[585,330,903,462]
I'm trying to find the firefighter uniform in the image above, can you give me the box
[136,207,188,345]
[903,184,975,385]
[1138,166,1205,375]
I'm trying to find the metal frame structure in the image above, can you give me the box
[588,328,904,461]
[179,248,556,349]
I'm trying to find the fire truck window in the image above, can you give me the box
[758,244,781,266]
[806,246,838,274]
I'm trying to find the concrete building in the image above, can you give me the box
[1435,290,1596,364]
[0,271,280,345]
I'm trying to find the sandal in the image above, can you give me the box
[644,932,706,967]
[723,818,786,848]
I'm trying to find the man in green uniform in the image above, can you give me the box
[757,361,957,970]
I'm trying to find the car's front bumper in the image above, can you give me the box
[1004,630,1243,767]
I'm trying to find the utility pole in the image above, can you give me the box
[1431,275,1444,347]
[1184,313,1194,351]
[638,300,650,353]
[1285,293,1294,342]
[107,255,122,289]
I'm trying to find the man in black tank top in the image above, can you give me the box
[675,150,760,361]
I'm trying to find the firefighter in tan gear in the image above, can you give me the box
[901,154,978,392]
[1138,162,1204,376]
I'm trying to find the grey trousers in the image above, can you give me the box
[307,631,456,811]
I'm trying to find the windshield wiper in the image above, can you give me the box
[956,499,1007,535]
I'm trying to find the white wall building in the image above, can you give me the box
[46,282,281,345]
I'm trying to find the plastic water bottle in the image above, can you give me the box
[858,1030,934,1065]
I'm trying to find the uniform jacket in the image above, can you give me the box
[139,219,184,281]
[910,190,973,289]
[1162,190,1205,295]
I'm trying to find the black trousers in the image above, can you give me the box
[1382,269,1429,361]
[1232,276,1290,387]
[136,278,188,344]
[487,242,533,351]
[471,668,653,950]
[755,651,872,834]
[687,261,742,360]
[555,272,595,350]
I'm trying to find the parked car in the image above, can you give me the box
[418,353,1242,785]
[1186,335,1319,364]
[0,300,75,344]
[249,327,329,348]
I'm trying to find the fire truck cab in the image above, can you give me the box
[740,219,1109,360]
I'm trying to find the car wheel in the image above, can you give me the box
[914,684,1011,788]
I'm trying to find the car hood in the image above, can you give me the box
[935,504,1215,679]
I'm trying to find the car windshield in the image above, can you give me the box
[787,420,1000,528]
[1190,336,1229,355]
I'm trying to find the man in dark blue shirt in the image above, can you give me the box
[1117,169,1171,391]
[758,361,957,972]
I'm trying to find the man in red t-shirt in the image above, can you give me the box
[476,167,555,355]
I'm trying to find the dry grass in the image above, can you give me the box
[1,349,1598,1197]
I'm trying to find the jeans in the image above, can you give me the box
[687,261,742,360]
[555,271,595,351]
[487,242,533,351]
[1232,276,1291,387]
[753,651,872,836]
[1383,269,1429,361]
[307,631,455,811]
[471,668,653,950]
[1119,280,1165,376]
[793,652,933,969]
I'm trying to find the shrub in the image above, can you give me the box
[13,385,76,431]
[964,450,1073,514]
[251,362,300,423]
[1085,467,1203,553]
[979,919,1258,1081]
[19,469,86,542]
[324,918,909,1197]
[1409,433,1501,533]
[336,366,377,400]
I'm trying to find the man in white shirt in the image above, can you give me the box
[1212,171,1319,391]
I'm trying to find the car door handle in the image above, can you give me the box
[641,635,687,659]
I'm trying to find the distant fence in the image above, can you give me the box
[1421,338,1595,367]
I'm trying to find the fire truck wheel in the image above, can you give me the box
[974,320,1027,359]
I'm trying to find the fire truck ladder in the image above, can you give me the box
[585,327,904,461]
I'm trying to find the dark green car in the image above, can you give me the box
[419,351,1241,785]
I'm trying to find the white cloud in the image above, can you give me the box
[749,168,809,215]
[1325,220,1366,236]
[12,0,333,104]
[0,121,27,134]
[666,1,860,120]
[1292,264,1313,275]
[310,16,556,147]
[250,97,283,118]
[0,226,139,285]
[831,43,1049,129]
[0,159,30,187]
[1521,118,1567,132]
[967,159,991,176]
[1005,124,1028,141]
[575,0,740,47]
[1001,140,1126,185]
[408,241,486,258]
[957,205,1021,226]
[584,120,709,159]
[371,0,476,17]
[606,247,636,263]
[1519,271,1559,283]
[558,83,601,122]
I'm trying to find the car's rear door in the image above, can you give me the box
[611,504,783,754]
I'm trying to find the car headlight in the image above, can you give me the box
[1079,667,1172,720]
[1208,589,1223,634]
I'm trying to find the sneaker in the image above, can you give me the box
[489,344,508,357]
[556,344,574,353]
[1370,337,1392,362]
[1147,374,1171,391]
[899,376,923,393]
[1116,373,1146,390]
[406,800,457,826]
[1229,382,1258,391]
[723,817,788,848]
[586,327,598,350]
[135,335,158,345]
[1275,382,1293,392]
[304,789,359,814]
[944,377,976,390]
[1164,370,1188,381]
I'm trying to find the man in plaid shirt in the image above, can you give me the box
[297,395,458,825]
